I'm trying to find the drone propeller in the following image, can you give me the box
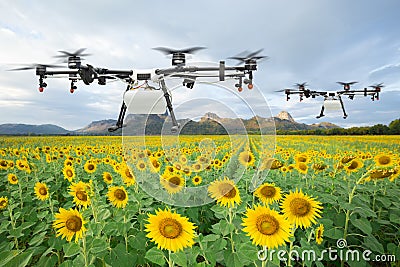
[7,63,62,71]
[153,46,206,55]
[54,48,91,58]
[295,82,308,90]
[370,83,384,89]
[54,48,91,69]
[228,49,268,65]
[153,46,206,66]
[337,81,358,90]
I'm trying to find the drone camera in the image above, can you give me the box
[98,76,106,85]
[183,78,195,89]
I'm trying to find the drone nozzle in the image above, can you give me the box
[238,87,243,92]
[247,83,253,90]
[38,87,44,93]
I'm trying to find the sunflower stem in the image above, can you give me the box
[341,175,365,267]
[228,207,235,253]
[8,204,19,250]
[168,249,174,267]
[18,181,23,210]
[82,233,88,267]
[198,239,210,265]
[124,214,128,252]
[261,245,268,267]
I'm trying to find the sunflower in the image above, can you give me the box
[63,166,75,182]
[389,167,400,182]
[69,181,91,208]
[103,172,113,184]
[192,163,202,173]
[182,166,191,176]
[312,163,328,172]
[179,155,188,164]
[374,153,395,167]
[208,177,241,208]
[315,224,324,245]
[8,173,18,185]
[145,208,196,252]
[341,156,356,164]
[161,173,185,194]
[363,168,399,183]
[242,205,291,249]
[149,157,161,173]
[84,161,97,174]
[136,160,147,171]
[254,183,282,205]
[192,175,202,186]
[0,196,8,210]
[344,159,363,173]
[295,162,308,175]
[238,151,255,167]
[121,165,135,186]
[107,186,128,208]
[260,158,283,171]
[281,189,322,229]
[34,182,49,201]
[53,208,87,243]
[295,153,309,164]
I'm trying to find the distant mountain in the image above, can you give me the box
[276,111,295,123]
[0,124,70,135]
[75,119,118,134]
[0,111,340,135]
[310,122,340,129]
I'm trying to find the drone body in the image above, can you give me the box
[10,47,266,132]
[280,82,383,119]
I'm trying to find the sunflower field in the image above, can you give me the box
[0,135,399,267]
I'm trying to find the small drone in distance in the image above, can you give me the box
[9,47,267,133]
[278,81,383,119]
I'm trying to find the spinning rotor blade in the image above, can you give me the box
[54,48,91,58]
[7,63,63,71]
[228,49,268,65]
[275,88,298,93]
[153,46,206,55]
[370,83,384,88]
[337,81,358,86]
[295,82,308,89]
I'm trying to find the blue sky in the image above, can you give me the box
[0,0,399,130]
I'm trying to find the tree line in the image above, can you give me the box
[276,118,400,135]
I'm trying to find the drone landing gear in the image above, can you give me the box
[316,105,325,119]
[108,80,181,133]
[108,85,130,132]
[338,95,348,119]
[160,79,180,133]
